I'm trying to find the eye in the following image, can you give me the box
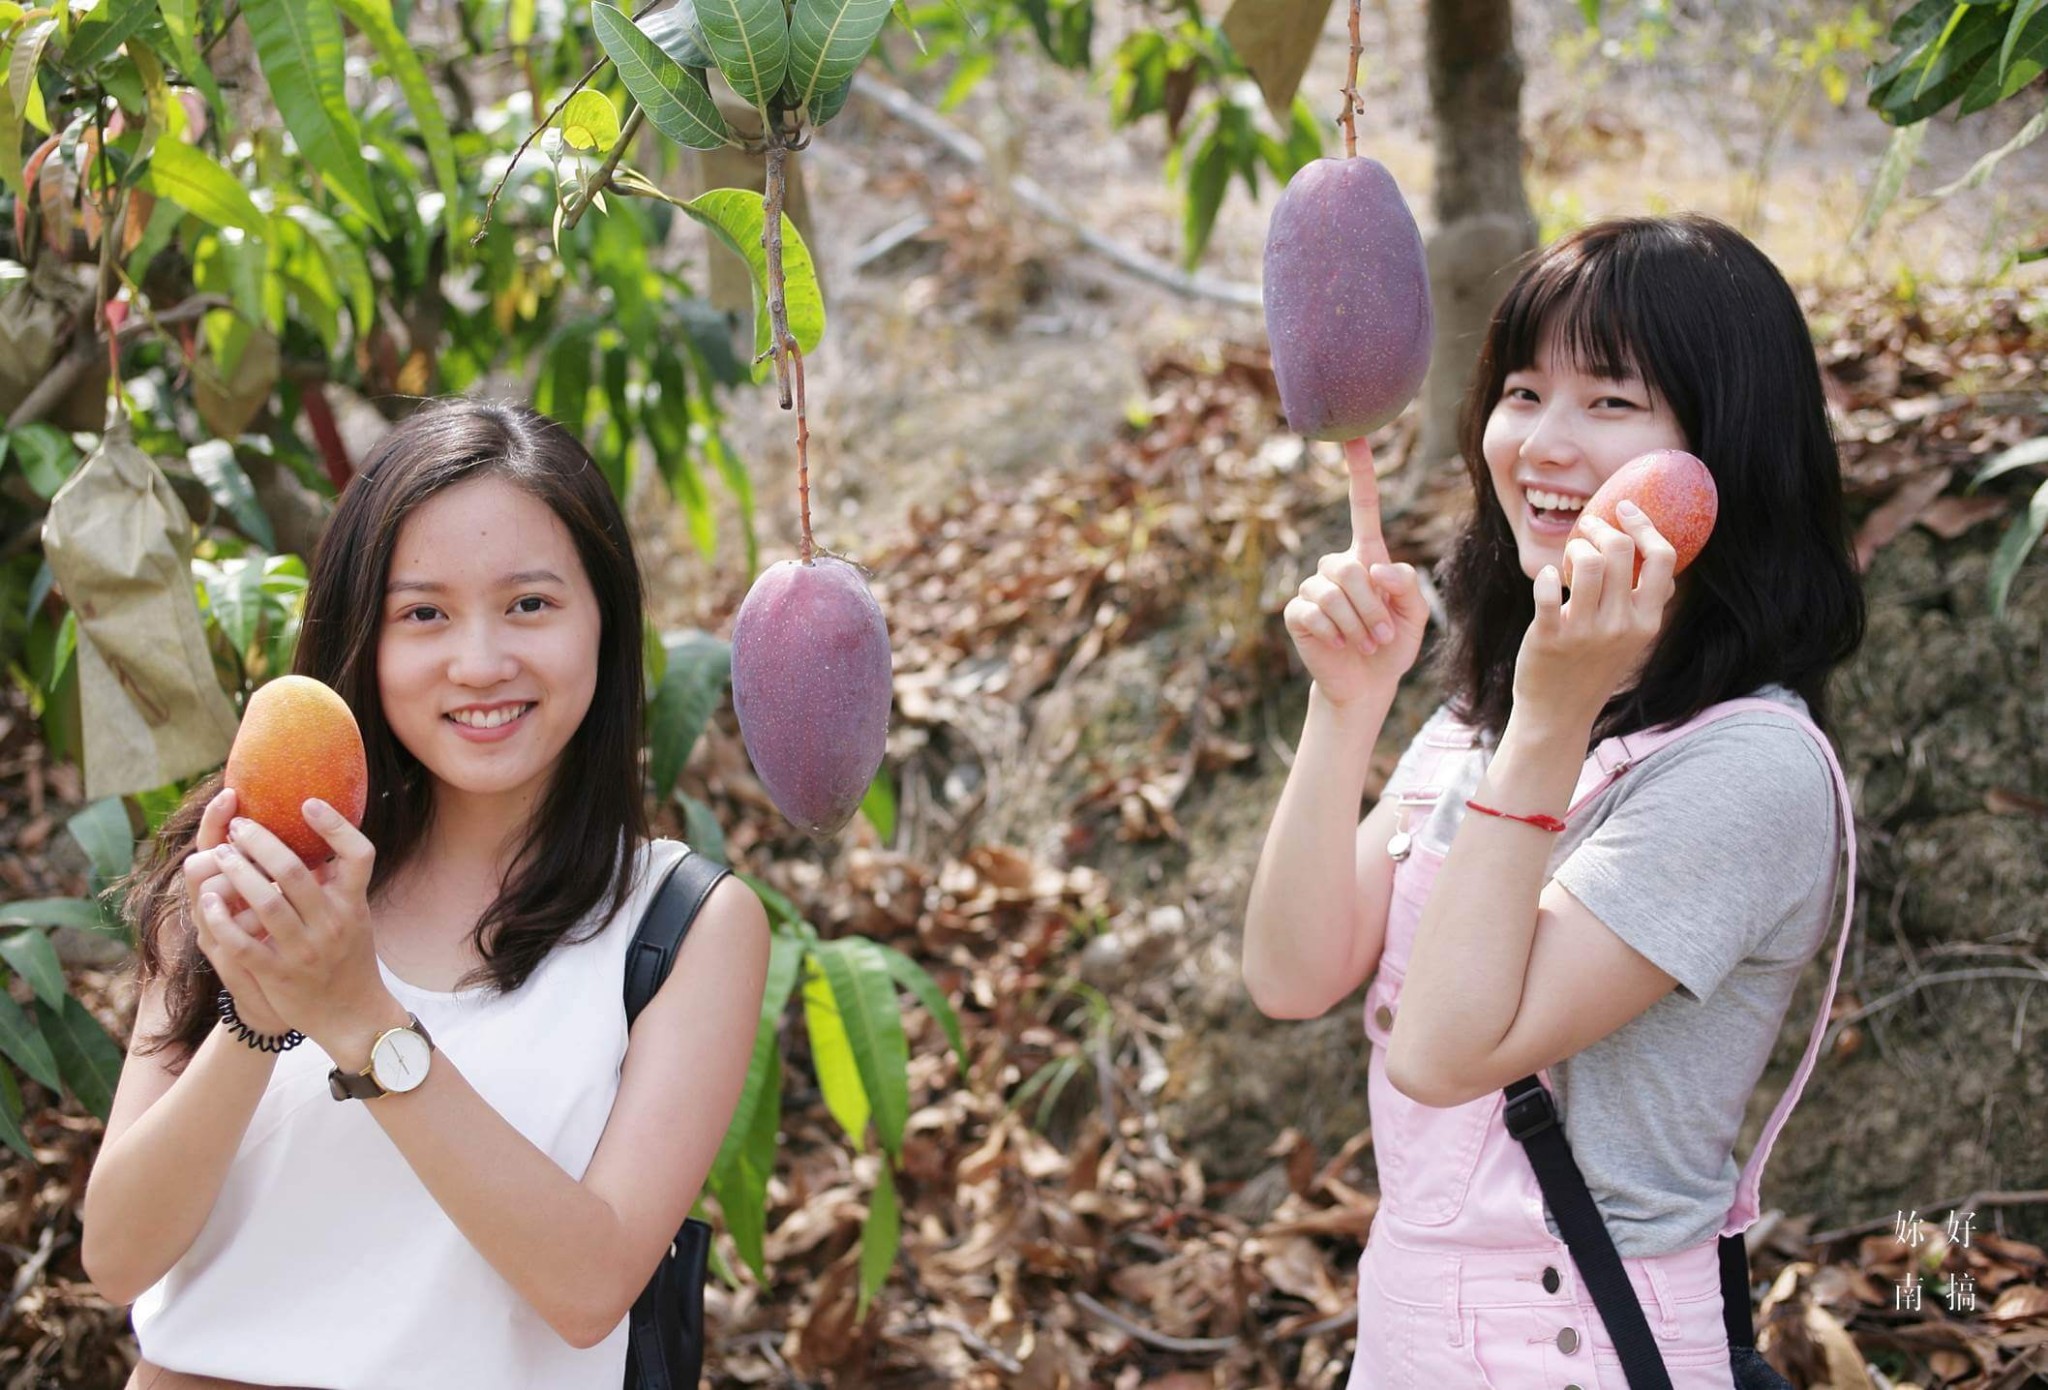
[398,604,440,624]
[1596,396,1641,410]
[1505,386,1539,403]
[513,595,554,615]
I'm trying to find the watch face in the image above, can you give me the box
[371,1027,432,1093]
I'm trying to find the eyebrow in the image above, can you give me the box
[387,569,568,595]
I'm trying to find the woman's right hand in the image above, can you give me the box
[181,787,293,1037]
[1282,437,1430,708]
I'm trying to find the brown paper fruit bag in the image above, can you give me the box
[40,419,244,799]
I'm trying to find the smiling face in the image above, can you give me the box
[1481,335,1690,581]
[375,475,601,814]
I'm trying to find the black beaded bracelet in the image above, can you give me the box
[215,988,306,1053]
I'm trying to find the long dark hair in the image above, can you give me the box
[1434,214,1865,744]
[125,399,651,1068]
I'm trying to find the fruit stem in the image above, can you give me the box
[1341,0,1363,158]
[763,138,815,563]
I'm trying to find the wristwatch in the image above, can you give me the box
[328,1014,435,1101]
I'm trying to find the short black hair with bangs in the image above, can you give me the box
[1432,213,1865,743]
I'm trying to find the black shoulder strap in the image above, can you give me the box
[624,845,732,1027]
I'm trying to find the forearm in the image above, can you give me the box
[82,1028,278,1303]
[1243,681,1394,1017]
[1389,710,1592,1098]
[342,1020,638,1349]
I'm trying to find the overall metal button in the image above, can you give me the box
[1387,830,1412,861]
[1374,1004,1394,1030]
[1556,1327,1580,1354]
[1541,1265,1561,1294]
[1565,1384,1584,1390]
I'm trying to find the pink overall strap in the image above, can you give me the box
[1561,698,1859,1238]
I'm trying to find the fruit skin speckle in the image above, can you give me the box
[729,556,893,838]
[223,675,369,865]
[1262,157,1435,442]
[1567,448,1720,584]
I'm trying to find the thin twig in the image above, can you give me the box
[1820,966,2048,1055]
[1340,0,1363,158]
[562,104,647,233]
[919,1316,1024,1374]
[199,1,242,61]
[5,293,235,434]
[849,78,1262,309]
[1070,1290,1239,1354]
[1285,1305,1360,1340]
[0,1224,68,1334]
[1809,1189,2048,1248]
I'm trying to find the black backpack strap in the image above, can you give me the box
[1503,1076,1675,1390]
[625,845,731,1027]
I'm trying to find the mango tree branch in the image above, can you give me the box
[1340,0,1363,158]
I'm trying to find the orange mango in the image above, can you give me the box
[224,675,369,864]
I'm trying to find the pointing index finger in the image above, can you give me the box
[1343,437,1389,565]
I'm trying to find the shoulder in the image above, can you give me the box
[1622,698,1840,845]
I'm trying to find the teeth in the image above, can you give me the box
[1527,489,1586,512]
[449,704,530,729]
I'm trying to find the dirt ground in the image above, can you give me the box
[636,0,2048,1252]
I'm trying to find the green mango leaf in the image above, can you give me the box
[2002,0,2048,78]
[872,941,966,1081]
[787,0,889,117]
[708,928,800,1281]
[801,950,870,1147]
[0,930,69,1012]
[639,0,712,68]
[188,440,277,549]
[647,629,732,801]
[1854,121,1926,242]
[1960,8,2048,114]
[8,424,81,501]
[1988,476,2048,619]
[0,1065,31,1163]
[282,204,375,334]
[858,765,894,842]
[677,187,825,383]
[807,74,854,125]
[676,794,727,864]
[35,994,123,1122]
[592,3,732,150]
[856,1161,898,1315]
[241,0,388,236]
[0,993,63,1093]
[1969,437,2048,490]
[695,0,790,109]
[330,0,460,241]
[66,798,135,887]
[0,898,114,933]
[141,138,268,236]
[559,89,622,151]
[57,0,154,69]
[154,0,224,111]
[812,936,908,1160]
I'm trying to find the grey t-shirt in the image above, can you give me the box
[1378,685,1843,1257]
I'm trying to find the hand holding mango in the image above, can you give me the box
[1561,449,1719,589]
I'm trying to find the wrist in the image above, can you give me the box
[1309,678,1395,725]
[322,994,415,1074]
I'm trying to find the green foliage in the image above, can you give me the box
[1967,438,2048,617]
[903,0,1323,269]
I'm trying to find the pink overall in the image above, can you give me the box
[1349,698,1858,1389]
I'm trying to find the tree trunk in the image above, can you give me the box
[1410,0,1538,482]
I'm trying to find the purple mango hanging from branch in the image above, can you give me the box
[1260,0,1433,443]
[493,0,898,838]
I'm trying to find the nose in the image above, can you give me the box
[446,619,521,688]
[1518,402,1584,470]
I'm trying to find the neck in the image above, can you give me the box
[415,778,546,886]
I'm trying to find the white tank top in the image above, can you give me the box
[131,837,690,1389]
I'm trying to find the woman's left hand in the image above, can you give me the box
[1511,502,1679,728]
[200,800,391,1052]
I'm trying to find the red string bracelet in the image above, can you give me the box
[1465,799,1567,833]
